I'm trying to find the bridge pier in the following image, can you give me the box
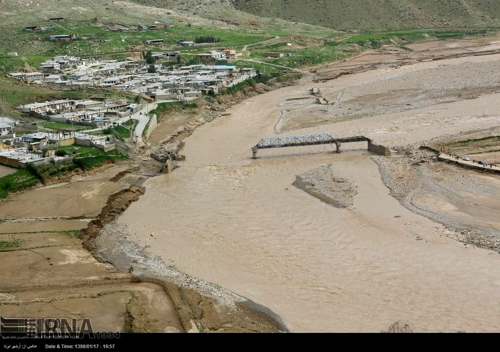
[252,147,258,159]
[335,141,341,153]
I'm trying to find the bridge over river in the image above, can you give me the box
[251,133,390,158]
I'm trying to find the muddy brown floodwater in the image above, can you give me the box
[117,38,500,332]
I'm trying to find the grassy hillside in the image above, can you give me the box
[0,0,340,65]
[0,0,496,77]
[232,0,500,31]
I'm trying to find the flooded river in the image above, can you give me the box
[118,57,500,332]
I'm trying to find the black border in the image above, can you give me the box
[1,331,477,350]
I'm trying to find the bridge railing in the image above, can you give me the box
[251,133,377,158]
[254,133,335,149]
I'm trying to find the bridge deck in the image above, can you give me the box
[253,134,370,149]
[251,134,387,158]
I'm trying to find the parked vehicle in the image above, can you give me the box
[463,156,470,161]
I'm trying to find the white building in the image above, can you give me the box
[0,117,17,128]
[0,123,13,136]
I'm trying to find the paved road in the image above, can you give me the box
[130,102,158,138]
[84,100,175,145]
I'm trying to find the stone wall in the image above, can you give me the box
[100,144,116,152]
[19,157,51,169]
[74,137,96,147]
[59,137,76,147]
[75,137,115,152]
[110,136,129,156]
[51,156,74,166]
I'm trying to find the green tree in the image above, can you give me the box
[148,64,156,73]
[145,51,155,64]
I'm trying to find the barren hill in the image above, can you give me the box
[231,0,500,30]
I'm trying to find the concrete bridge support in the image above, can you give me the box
[252,147,258,159]
[335,141,341,153]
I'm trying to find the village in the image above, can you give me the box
[1,48,259,169]
[6,49,254,99]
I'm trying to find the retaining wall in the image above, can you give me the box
[145,114,158,140]
[75,137,115,152]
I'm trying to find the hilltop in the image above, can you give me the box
[232,0,500,31]
[3,0,500,36]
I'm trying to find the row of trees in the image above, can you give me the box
[194,36,220,43]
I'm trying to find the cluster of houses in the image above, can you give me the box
[16,98,139,127]
[1,97,125,168]
[7,54,258,100]
[1,101,118,168]
[0,130,115,169]
[1,111,117,169]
